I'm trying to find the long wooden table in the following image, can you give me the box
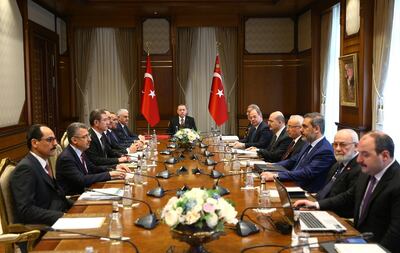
[34,140,358,252]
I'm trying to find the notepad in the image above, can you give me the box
[334,243,388,253]
[220,135,239,142]
[52,217,106,230]
[78,188,123,201]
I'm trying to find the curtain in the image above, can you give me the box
[115,28,138,128]
[176,28,196,104]
[372,0,395,130]
[186,28,218,133]
[320,4,340,142]
[74,28,95,122]
[216,27,238,135]
[84,28,130,124]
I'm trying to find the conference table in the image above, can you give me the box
[34,139,358,253]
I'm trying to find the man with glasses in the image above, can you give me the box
[261,112,336,192]
[281,115,306,160]
[294,131,400,252]
[316,129,361,217]
[56,122,129,195]
[10,124,73,225]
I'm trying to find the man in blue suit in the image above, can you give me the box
[261,112,336,192]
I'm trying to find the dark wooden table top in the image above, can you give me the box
[34,140,358,253]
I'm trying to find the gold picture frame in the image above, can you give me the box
[339,53,358,107]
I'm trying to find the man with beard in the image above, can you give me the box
[294,131,400,252]
[316,129,361,217]
[10,124,73,225]
[261,112,336,192]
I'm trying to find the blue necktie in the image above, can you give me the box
[293,144,312,170]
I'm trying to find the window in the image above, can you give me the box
[383,0,400,158]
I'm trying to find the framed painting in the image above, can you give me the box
[339,53,358,107]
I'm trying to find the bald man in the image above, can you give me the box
[248,111,291,162]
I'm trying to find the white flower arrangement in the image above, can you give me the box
[161,188,238,232]
[173,128,200,145]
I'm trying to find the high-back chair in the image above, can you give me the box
[48,144,62,178]
[60,131,69,150]
[0,230,40,253]
[0,158,38,253]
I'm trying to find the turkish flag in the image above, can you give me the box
[141,56,160,127]
[208,55,229,126]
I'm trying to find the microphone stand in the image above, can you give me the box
[213,170,256,196]
[125,172,165,198]
[86,189,159,229]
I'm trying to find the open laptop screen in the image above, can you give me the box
[274,177,295,223]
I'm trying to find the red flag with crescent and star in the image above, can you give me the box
[208,55,228,126]
[141,55,160,127]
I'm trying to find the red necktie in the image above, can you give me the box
[45,163,53,179]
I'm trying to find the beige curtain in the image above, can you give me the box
[372,0,394,130]
[115,28,138,128]
[74,28,95,122]
[176,28,196,104]
[319,11,332,115]
[216,27,238,135]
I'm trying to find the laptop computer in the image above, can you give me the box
[274,177,347,232]
[254,163,288,173]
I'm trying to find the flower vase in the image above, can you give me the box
[171,225,223,253]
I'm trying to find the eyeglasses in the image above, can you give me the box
[332,142,356,148]
[287,125,301,129]
[40,137,57,143]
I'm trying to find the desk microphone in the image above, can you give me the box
[125,172,166,198]
[213,170,255,196]
[27,225,140,253]
[85,188,158,229]
[142,159,175,179]
[236,206,279,237]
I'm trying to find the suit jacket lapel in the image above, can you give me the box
[27,153,57,191]
[68,146,87,174]
[354,174,370,225]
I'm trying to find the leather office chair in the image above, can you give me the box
[48,144,62,178]
[60,131,69,150]
[0,230,40,253]
[0,158,39,253]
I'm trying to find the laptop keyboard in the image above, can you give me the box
[299,212,326,228]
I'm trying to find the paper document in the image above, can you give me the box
[78,188,123,201]
[240,160,266,167]
[127,151,143,158]
[270,187,307,198]
[334,243,388,253]
[232,148,258,156]
[52,217,106,230]
[221,135,239,142]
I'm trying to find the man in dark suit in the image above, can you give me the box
[295,131,400,252]
[316,129,361,217]
[262,112,336,192]
[248,111,291,162]
[242,104,260,139]
[85,109,130,166]
[57,122,128,195]
[280,115,306,160]
[167,104,197,135]
[10,124,72,225]
[233,107,272,149]
[114,108,144,147]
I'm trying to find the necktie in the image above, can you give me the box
[268,134,278,150]
[81,154,88,174]
[359,176,377,224]
[100,134,107,150]
[249,128,257,143]
[45,162,54,179]
[122,125,129,137]
[293,144,312,170]
[180,118,184,128]
[281,140,296,160]
[316,163,345,200]
[105,131,112,144]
